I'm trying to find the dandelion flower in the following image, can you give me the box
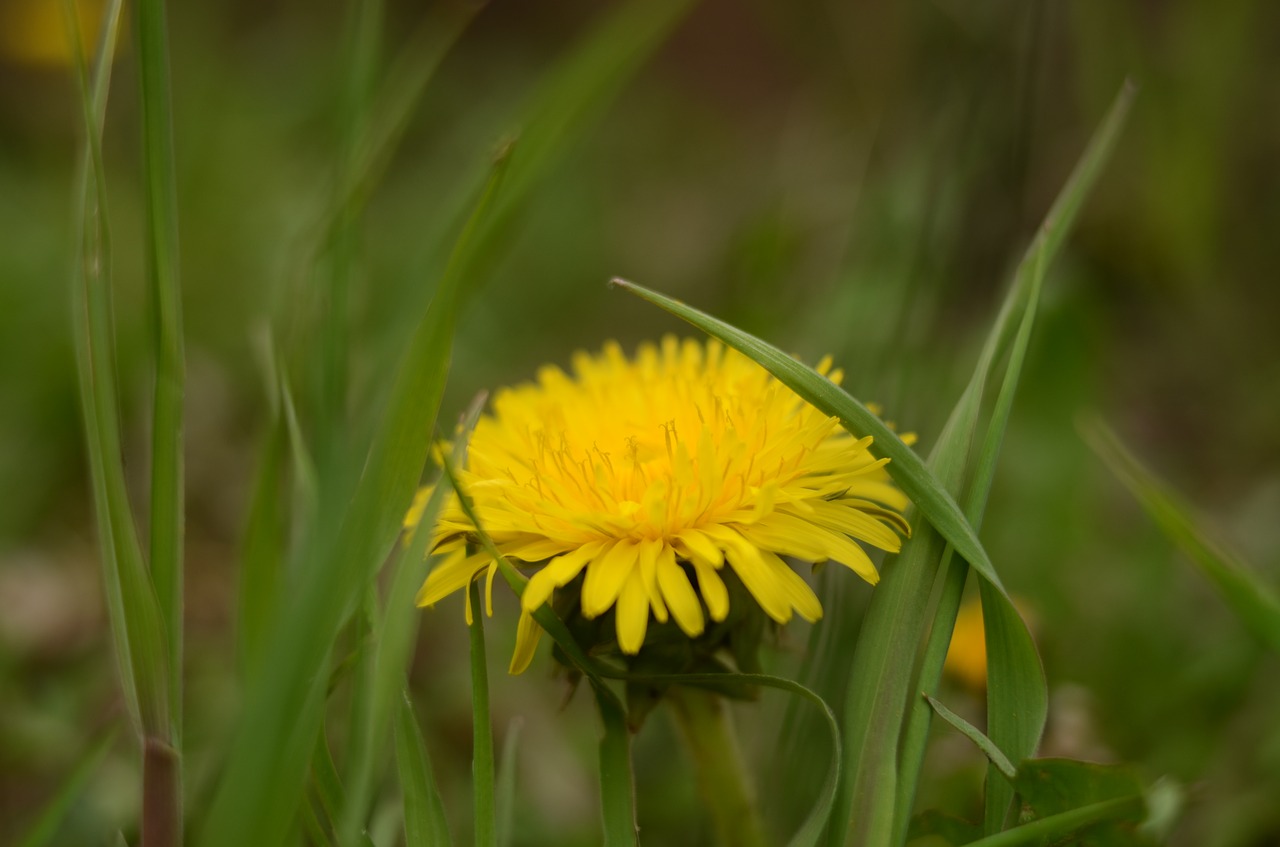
[407,337,911,672]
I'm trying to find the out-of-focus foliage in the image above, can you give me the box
[1,1,1278,845]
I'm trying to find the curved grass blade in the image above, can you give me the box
[1082,420,1280,653]
[396,689,453,847]
[924,695,1016,781]
[894,258,1044,842]
[610,278,1007,598]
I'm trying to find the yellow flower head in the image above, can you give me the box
[407,337,911,673]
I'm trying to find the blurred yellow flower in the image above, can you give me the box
[943,596,1036,692]
[407,337,911,672]
[944,598,990,692]
[0,0,111,68]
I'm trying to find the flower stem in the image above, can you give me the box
[667,685,769,847]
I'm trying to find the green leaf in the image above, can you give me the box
[1082,420,1280,654]
[924,695,1016,781]
[395,690,453,847]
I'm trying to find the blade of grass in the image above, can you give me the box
[237,386,287,671]
[893,258,1043,843]
[136,0,186,707]
[1082,420,1280,653]
[64,0,169,753]
[469,578,497,847]
[496,718,522,847]
[924,695,1016,781]
[66,3,180,844]
[396,689,453,847]
[15,729,119,847]
[196,133,513,847]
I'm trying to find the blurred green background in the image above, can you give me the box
[1,0,1278,844]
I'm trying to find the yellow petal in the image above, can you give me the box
[508,609,543,675]
[657,545,704,637]
[522,541,606,611]
[675,528,725,567]
[705,526,791,623]
[616,569,650,654]
[416,549,489,607]
[581,539,640,618]
[637,538,669,623]
[690,559,729,622]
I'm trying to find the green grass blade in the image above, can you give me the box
[469,579,498,847]
[496,718,522,847]
[196,130,513,847]
[894,262,1045,842]
[395,689,453,846]
[610,278,1007,598]
[958,796,1144,847]
[15,728,119,847]
[237,399,287,671]
[135,0,187,746]
[924,696,1016,781]
[64,0,170,743]
[1082,420,1280,653]
[339,396,483,844]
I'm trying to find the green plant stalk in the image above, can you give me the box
[135,0,186,735]
[469,579,497,847]
[668,686,769,847]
